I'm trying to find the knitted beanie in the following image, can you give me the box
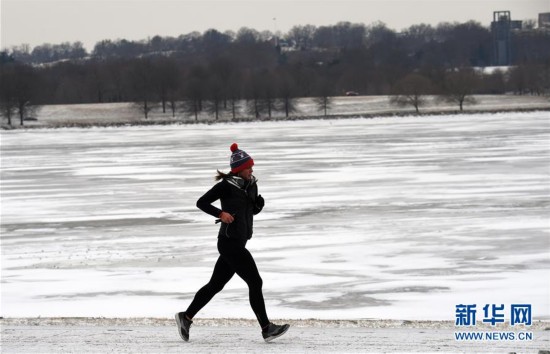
[230,143,254,173]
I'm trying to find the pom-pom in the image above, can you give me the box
[230,143,239,152]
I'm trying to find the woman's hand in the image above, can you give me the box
[256,194,265,209]
[219,211,234,224]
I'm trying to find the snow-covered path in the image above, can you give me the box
[2,318,549,353]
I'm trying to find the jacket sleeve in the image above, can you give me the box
[253,185,264,215]
[196,181,226,218]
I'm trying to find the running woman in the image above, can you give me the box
[175,143,290,343]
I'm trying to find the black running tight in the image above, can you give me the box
[185,237,270,328]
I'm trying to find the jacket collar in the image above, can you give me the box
[226,174,257,190]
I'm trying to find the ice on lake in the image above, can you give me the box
[1,111,549,320]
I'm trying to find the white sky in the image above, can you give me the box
[1,0,549,51]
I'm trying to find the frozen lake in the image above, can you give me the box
[1,111,549,320]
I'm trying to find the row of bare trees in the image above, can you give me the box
[128,58,311,120]
[391,68,485,113]
[391,63,550,113]
[1,58,546,125]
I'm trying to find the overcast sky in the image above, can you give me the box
[1,0,549,51]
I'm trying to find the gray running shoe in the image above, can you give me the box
[175,312,192,342]
[262,322,290,342]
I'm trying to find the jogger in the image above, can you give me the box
[176,143,289,342]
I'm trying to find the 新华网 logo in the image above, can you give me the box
[454,304,533,342]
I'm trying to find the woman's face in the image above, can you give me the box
[238,167,254,180]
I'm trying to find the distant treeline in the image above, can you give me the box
[1,21,549,125]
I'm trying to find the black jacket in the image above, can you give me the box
[196,175,264,245]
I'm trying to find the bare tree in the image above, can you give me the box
[181,98,201,121]
[313,78,334,116]
[0,63,40,125]
[16,65,40,124]
[314,96,332,117]
[133,98,156,119]
[209,56,236,109]
[440,67,479,111]
[262,93,277,118]
[246,97,262,119]
[509,63,547,96]
[244,72,272,118]
[205,77,224,120]
[85,59,110,103]
[276,72,299,118]
[128,59,158,119]
[152,57,181,114]
[0,63,17,125]
[166,90,179,118]
[389,73,433,114]
[181,66,208,121]
[226,72,243,120]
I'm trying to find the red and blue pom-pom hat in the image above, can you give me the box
[230,143,254,174]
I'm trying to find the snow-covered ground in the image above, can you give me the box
[1,111,549,322]
[2,318,549,353]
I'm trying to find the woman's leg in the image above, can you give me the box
[185,255,235,318]
[219,240,270,328]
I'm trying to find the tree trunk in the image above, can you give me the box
[254,99,260,118]
[18,102,25,126]
[284,98,289,117]
[170,100,176,117]
[143,100,148,119]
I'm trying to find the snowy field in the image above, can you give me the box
[1,111,549,322]
[11,94,550,127]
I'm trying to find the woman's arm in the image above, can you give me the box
[196,182,226,218]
